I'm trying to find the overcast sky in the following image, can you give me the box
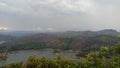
[0,0,120,31]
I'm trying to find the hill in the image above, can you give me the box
[0,31,40,37]
[0,29,120,52]
[53,29,120,37]
[0,34,15,41]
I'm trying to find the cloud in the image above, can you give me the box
[0,2,8,6]
[0,25,8,30]
[0,0,94,16]
[46,28,55,31]
[0,0,120,31]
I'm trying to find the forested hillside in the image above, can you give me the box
[0,34,120,53]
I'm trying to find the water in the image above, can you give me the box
[6,49,77,64]
[0,41,6,44]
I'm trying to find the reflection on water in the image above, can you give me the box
[0,41,6,44]
[7,49,77,63]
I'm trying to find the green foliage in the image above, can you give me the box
[5,55,79,68]
[114,42,120,54]
[76,51,88,57]
[7,62,24,68]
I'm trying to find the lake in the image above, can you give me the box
[6,49,77,64]
[0,41,6,44]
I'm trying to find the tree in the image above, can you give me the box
[0,50,8,67]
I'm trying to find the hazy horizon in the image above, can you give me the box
[0,0,120,31]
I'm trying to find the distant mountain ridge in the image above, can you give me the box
[0,31,40,37]
[0,29,119,37]
[53,29,120,37]
[0,34,15,41]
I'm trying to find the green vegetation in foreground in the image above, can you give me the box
[0,42,120,68]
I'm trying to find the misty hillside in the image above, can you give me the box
[0,29,120,52]
[0,34,16,41]
[53,29,120,37]
[0,29,119,37]
[0,31,40,37]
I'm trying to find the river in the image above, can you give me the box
[6,49,77,64]
[0,41,6,44]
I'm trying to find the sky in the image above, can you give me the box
[0,0,120,31]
